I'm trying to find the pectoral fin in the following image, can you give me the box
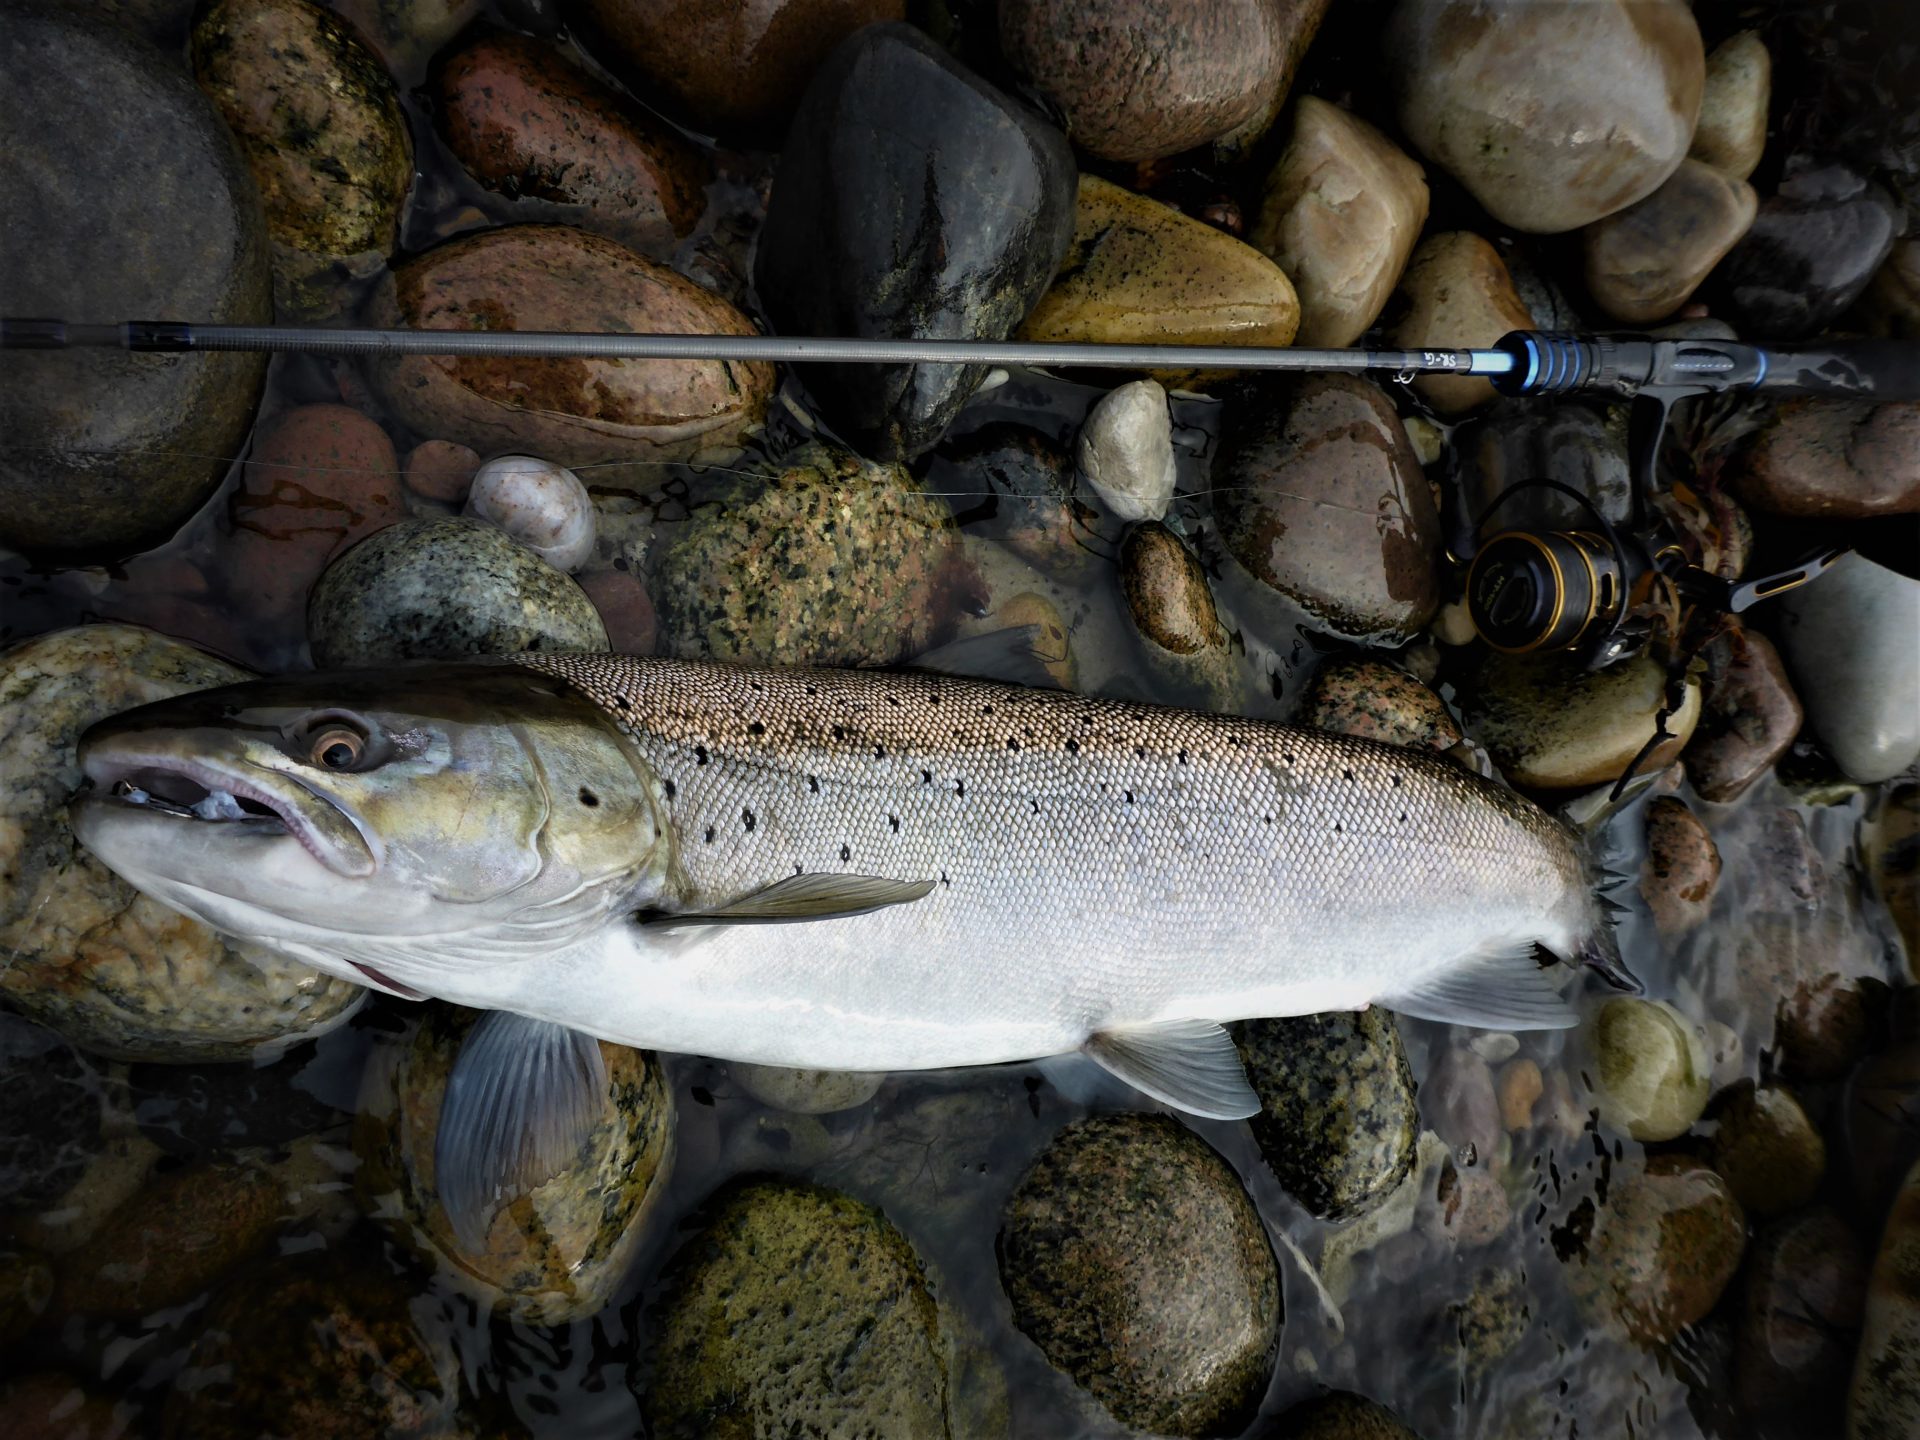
[645,872,936,928]
[434,1011,610,1251]
[1375,941,1580,1030]
[1084,1019,1262,1120]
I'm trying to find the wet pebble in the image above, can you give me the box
[645,1176,950,1439]
[1691,31,1770,181]
[353,1007,672,1324]
[999,0,1324,163]
[1214,374,1441,645]
[1588,997,1712,1142]
[463,454,596,572]
[1726,398,1920,519]
[1383,232,1535,415]
[1736,1207,1867,1427]
[1709,1081,1826,1219]
[1021,177,1300,378]
[0,627,363,1062]
[433,30,705,255]
[1461,651,1701,792]
[1640,797,1722,937]
[1425,1045,1502,1171]
[369,225,773,471]
[650,441,961,667]
[1077,379,1176,523]
[1742,913,1877,1083]
[936,424,1105,581]
[0,6,269,556]
[1685,624,1804,803]
[191,0,411,317]
[1385,0,1704,234]
[223,403,407,623]
[1120,522,1226,657]
[401,439,480,504]
[1776,554,1920,783]
[1567,1153,1746,1345]
[756,22,1075,458]
[1584,159,1757,324]
[1448,1265,1530,1379]
[1429,1157,1511,1249]
[577,0,903,134]
[1714,158,1902,339]
[1851,1155,1920,1440]
[1497,1057,1543,1131]
[990,592,1078,690]
[730,1063,883,1115]
[575,566,659,654]
[1248,95,1429,348]
[999,1113,1279,1437]
[308,516,609,665]
[1302,658,1461,752]
[161,1253,466,1440]
[1239,1010,1418,1221]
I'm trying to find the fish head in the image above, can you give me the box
[69,663,670,991]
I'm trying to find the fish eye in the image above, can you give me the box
[307,723,368,771]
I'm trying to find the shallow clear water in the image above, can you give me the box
[1,2,1915,1437]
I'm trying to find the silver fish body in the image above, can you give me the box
[71,653,1612,1118]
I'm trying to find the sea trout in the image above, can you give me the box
[70,652,1624,1233]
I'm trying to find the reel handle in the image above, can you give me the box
[1490,331,1920,402]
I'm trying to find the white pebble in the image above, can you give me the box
[463,454,596,572]
[1077,378,1177,523]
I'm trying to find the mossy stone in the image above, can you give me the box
[998,1113,1279,1438]
[645,1176,949,1439]
[1238,1010,1418,1220]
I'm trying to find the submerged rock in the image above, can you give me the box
[1639,797,1721,937]
[1736,1208,1866,1428]
[1725,398,1920,520]
[434,31,705,256]
[1385,0,1705,234]
[999,1113,1279,1437]
[0,7,270,557]
[1588,997,1712,1143]
[1238,1010,1418,1221]
[650,441,961,667]
[368,225,772,472]
[730,1064,883,1114]
[1709,1081,1825,1218]
[1567,1153,1746,1345]
[1684,624,1803,803]
[1077,379,1176,524]
[999,0,1323,163]
[577,0,903,134]
[1852,1155,1920,1440]
[755,23,1075,459]
[1020,176,1300,378]
[1776,553,1920,783]
[308,517,608,665]
[354,1007,672,1324]
[191,0,411,316]
[935,424,1105,581]
[1249,96,1430,348]
[1214,374,1441,645]
[645,1176,949,1439]
[0,626,363,1062]
[161,1253,466,1440]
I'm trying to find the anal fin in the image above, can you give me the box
[1376,941,1579,1031]
[434,1011,610,1251]
[1084,1018,1262,1120]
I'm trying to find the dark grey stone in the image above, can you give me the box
[0,4,270,558]
[754,22,1076,460]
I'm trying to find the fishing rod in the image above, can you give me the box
[8,317,1918,669]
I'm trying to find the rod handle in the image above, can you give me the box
[1490,331,1920,401]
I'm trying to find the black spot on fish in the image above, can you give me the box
[1124,790,1135,804]
[694,745,709,766]
[614,696,630,710]
[661,779,676,801]
[921,769,933,785]
[928,692,942,705]
[1007,738,1020,752]
[748,721,766,736]
[1398,811,1408,823]
[1391,774,1402,788]
[1334,823,1343,834]
[840,843,851,862]
[1065,738,1080,754]
[808,775,820,793]
[805,685,818,697]
[1343,768,1355,783]
[743,807,756,832]
[940,871,951,887]
[1263,814,1273,824]
[1283,751,1295,765]
[704,826,715,844]
[955,779,966,798]
[874,745,886,760]
[980,704,994,717]
[578,787,600,808]
[831,725,846,741]
[1031,799,1040,815]
[750,681,763,692]
[889,815,899,833]
[886,694,901,708]
[1178,749,1189,766]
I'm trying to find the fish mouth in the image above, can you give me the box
[76,750,377,878]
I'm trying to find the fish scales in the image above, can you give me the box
[507,653,1590,1071]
